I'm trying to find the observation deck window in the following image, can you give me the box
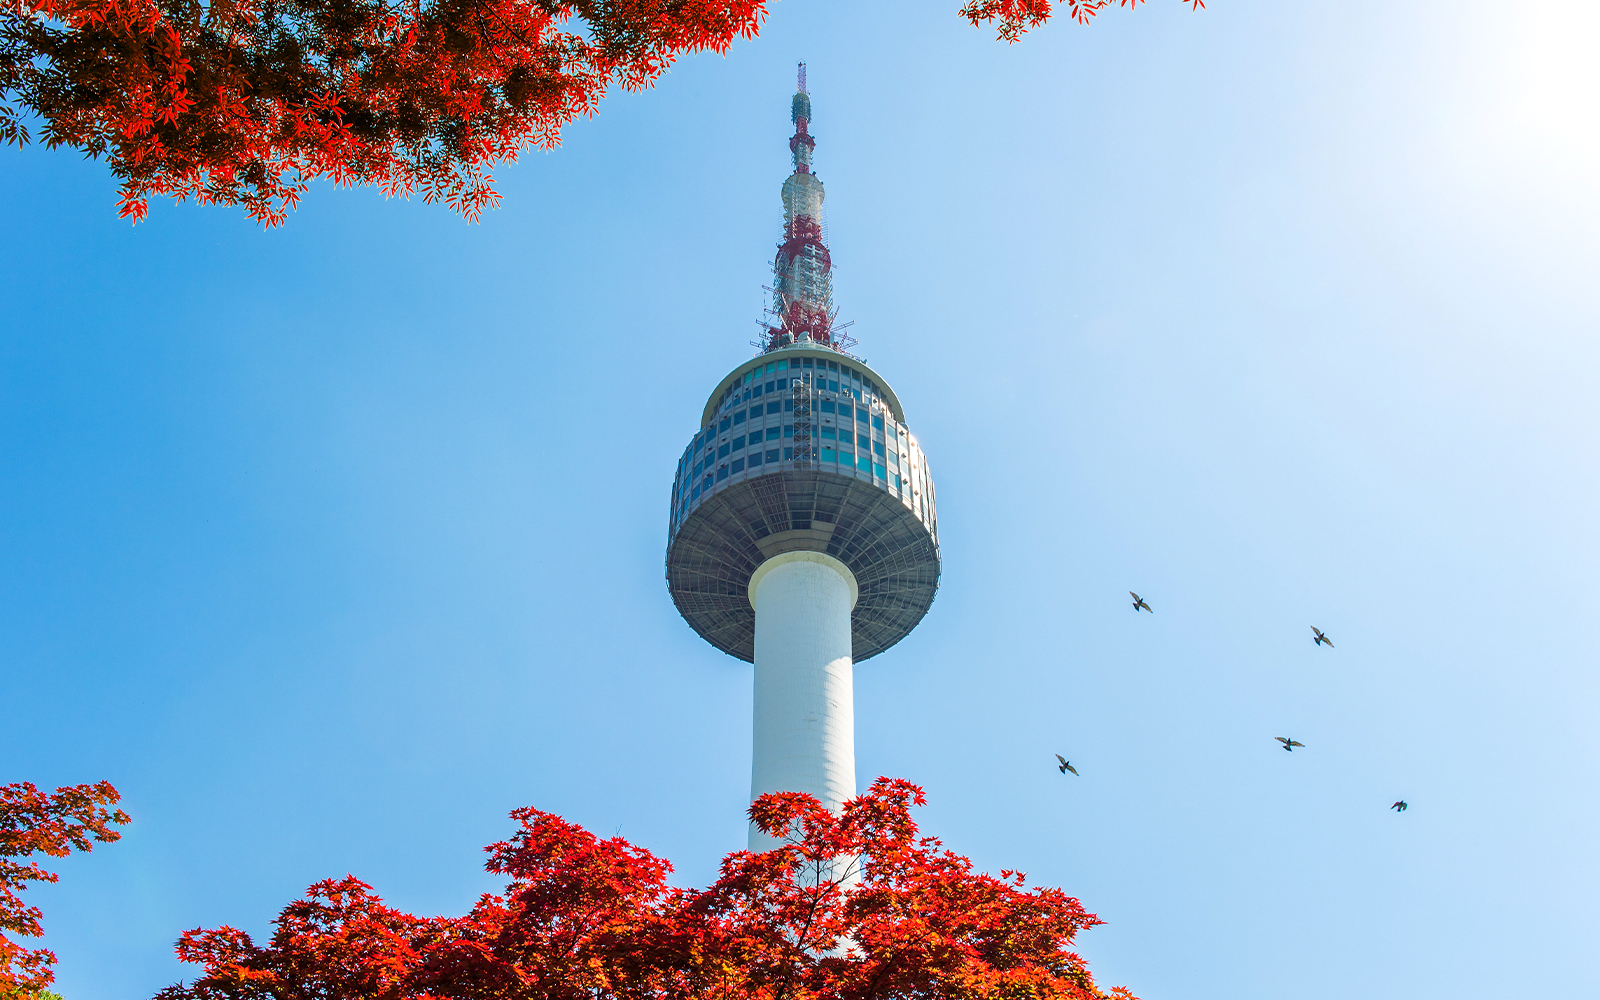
[828,380,840,392]
[873,462,887,479]
[820,427,836,441]
[821,447,836,462]
[827,360,839,371]
[857,432,870,448]
[872,415,884,431]
[718,443,730,458]
[731,458,745,473]
[782,447,793,460]
[856,407,869,422]
[732,435,745,451]
[748,452,762,467]
[766,449,780,463]
[765,380,775,393]
[767,402,781,415]
[873,441,886,457]
[801,357,814,367]
[720,417,731,432]
[783,424,793,437]
[717,465,729,481]
[765,427,781,441]
[733,411,746,425]
[820,400,835,414]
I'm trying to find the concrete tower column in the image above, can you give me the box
[747,551,859,851]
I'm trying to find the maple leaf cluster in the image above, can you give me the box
[156,777,1134,1000]
[960,0,1203,43]
[0,0,767,225]
[0,780,130,996]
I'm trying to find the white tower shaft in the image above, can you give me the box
[747,551,858,851]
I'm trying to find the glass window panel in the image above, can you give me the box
[859,455,872,471]
[858,432,870,447]
[828,380,840,392]
[890,474,900,490]
[872,416,884,430]
[821,447,837,462]
[784,399,794,411]
[857,407,870,422]
[821,427,836,440]
[748,452,762,467]
[732,436,745,450]
[767,402,781,415]
[766,427,780,441]
[765,381,775,393]
[820,400,835,413]
[720,417,731,432]
[776,359,788,370]
[718,443,730,458]
[873,462,886,479]
[783,447,794,460]
[731,458,745,472]
[784,424,793,437]
[733,411,746,424]
[873,441,886,457]
[717,465,729,481]
[765,363,775,374]
[801,357,813,366]
[827,360,839,371]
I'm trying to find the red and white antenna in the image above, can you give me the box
[764,62,839,352]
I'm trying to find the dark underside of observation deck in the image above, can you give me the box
[666,469,940,663]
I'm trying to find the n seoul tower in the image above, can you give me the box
[665,65,941,849]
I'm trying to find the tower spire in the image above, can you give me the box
[765,61,836,351]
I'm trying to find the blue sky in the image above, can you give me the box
[3,1,1597,997]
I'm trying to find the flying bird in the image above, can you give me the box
[1130,592,1152,613]
[1056,754,1079,776]
[1275,737,1305,751]
[1391,800,1408,812]
[1311,626,1333,647]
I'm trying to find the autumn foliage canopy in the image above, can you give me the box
[0,780,129,996]
[0,1,1201,226]
[156,778,1133,1000]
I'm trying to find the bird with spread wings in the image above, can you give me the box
[1311,626,1333,647]
[1275,737,1306,751]
[1055,755,1079,776]
[1130,592,1152,613]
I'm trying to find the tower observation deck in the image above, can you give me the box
[664,65,941,849]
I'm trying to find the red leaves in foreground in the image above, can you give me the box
[0,0,767,225]
[160,778,1134,1000]
[1,780,130,994]
[1,0,1200,225]
[960,0,1203,43]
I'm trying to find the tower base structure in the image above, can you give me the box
[748,551,858,851]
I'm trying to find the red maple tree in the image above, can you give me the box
[1,780,130,997]
[960,1,1203,43]
[157,778,1134,999]
[1,1,1200,226]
